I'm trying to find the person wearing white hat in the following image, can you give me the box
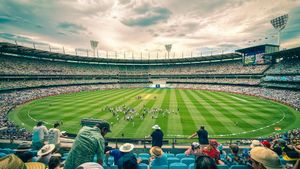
[250,147,284,169]
[36,144,56,165]
[146,124,164,147]
[250,140,263,149]
[117,143,141,169]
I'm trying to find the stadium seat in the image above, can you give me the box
[165,153,175,158]
[218,165,229,169]
[140,157,149,165]
[175,153,186,160]
[139,163,148,169]
[0,152,7,158]
[167,157,180,166]
[180,157,195,166]
[230,165,248,169]
[188,163,194,169]
[279,157,286,165]
[169,162,187,169]
[0,148,14,154]
[139,153,150,159]
[150,165,168,169]
[110,165,118,169]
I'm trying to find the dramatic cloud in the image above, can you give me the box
[0,0,299,57]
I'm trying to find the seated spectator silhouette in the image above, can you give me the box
[195,155,218,169]
[149,146,168,167]
[250,147,284,169]
[117,143,140,169]
[185,142,204,156]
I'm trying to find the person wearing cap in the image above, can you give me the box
[203,139,224,165]
[64,121,111,169]
[185,142,204,156]
[146,124,164,147]
[36,144,56,165]
[149,146,168,167]
[262,140,271,149]
[32,121,48,150]
[189,126,209,145]
[117,143,140,169]
[48,122,65,150]
[250,146,284,169]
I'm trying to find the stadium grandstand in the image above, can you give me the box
[1,1,300,169]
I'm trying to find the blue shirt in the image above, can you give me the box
[109,149,125,164]
[150,154,168,166]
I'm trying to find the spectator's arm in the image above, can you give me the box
[188,133,197,139]
[293,160,299,169]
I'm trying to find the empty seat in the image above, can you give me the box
[180,157,195,166]
[139,163,148,169]
[110,165,118,169]
[230,165,248,169]
[139,153,151,159]
[150,165,168,169]
[175,153,187,160]
[165,153,175,158]
[140,157,149,164]
[218,165,229,169]
[167,157,180,166]
[169,162,188,169]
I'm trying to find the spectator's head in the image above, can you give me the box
[95,120,111,136]
[229,144,239,154]
[119,143,134,153]
[191,142,201,151]
[209,139,219,148]
[37,121,43,126]
[261,140,271,148]
[250,147,284,169]
[53,122,60,128]
[195,155,217,169]
[48,155,61,169]
[200,126,205,130]
[37,144,55,157]
[152,124,161,130]
[76,162,103,169]
[123,156,138,169]
[250,140,262,149]
[150,146,163,158]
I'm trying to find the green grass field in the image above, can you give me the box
[8,88,300,138]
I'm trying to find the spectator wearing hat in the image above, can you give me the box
[64,121,111,169]
[203,139,223,165]
[250,140,263,149]
[185,142,204,156]
[117,143,140,169]
[189,126,209,145]
[149,146,168,167]
[262,140,271,149]
[48,122,64,150]
[76,162,104,169]
[32,121,48,150]
[146,124,164,147]
[36,144,56,165]
[250,147,284,169]
[106,143,132,165]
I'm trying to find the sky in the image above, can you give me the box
[0,0,299,58]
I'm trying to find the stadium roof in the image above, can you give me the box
[0,42,242,65]
[264,46,300,58]
[235,44,279,54]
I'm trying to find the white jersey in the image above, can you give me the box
[32,125,48,143]
[48,128,61,145]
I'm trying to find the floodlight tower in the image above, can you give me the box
[165,44,172,59]
[90,40,99,57]
[270,14,288,48]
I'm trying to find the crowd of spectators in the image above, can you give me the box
[266,57,300,75]
[167,78,261,85]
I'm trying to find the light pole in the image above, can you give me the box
[270,14,288,49]
[90,40,99,57]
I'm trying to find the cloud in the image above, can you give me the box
[57,22,87,33]
[121,3,171,27]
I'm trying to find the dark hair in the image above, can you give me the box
[54,122,60,128]
[48,156,61,169]
[230,144,239,154]
[200,126,205,130]
[37,121,43,126]
[195,155,217,169]
[17,151,34,162]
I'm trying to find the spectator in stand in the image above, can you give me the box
[185,142,204,156]
[250,147,284,169]
[105,143,133,165]
[226,144,244,166]
[189,126,209,145]
[32,121,48,150]
[48,155,62,169]
[149,146,168,167]
[146,124,164,147]
[64,121,111,169]
[36,144,56,165]
[48,122,64,150]
[262,140,271,149]
[203,139,223,165]
[117,143,140,169]
[195,155,218,169]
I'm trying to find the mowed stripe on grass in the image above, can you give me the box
[8,88,300,138]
